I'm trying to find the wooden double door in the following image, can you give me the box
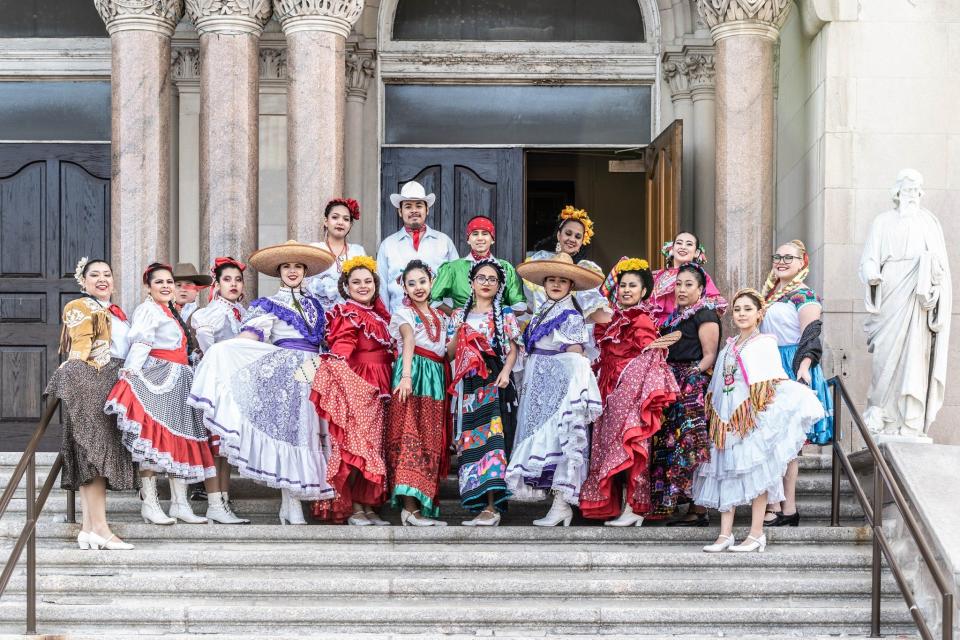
[0,144,111,450]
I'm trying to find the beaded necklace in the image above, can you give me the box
[412,302,442,343]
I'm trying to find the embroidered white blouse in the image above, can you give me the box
[305,241,367,309]
[124,299,186,373]
[191,297,246,353]
[240,287,324,347]
[389,305,449,358]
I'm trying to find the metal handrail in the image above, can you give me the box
[828,376,954,640]
[0,397,73,634]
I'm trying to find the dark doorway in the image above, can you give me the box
[0,143,111,451]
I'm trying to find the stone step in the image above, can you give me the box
[0,634,921,640]
[0,597,917,636]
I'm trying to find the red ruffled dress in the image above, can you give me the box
[580,307,678,520]
[311,299,395,521]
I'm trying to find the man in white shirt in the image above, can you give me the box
[376,181,459,312]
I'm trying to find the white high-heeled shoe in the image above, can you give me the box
[139,476,175,525]
[206,492,250,524]
[347,512,373,526]
[279,489,307,525]
[168,478,207,524]
[77,531,91,550]
[87,532,134,551]
[604,505,644,527]
[364,509,391,526]
[533,494,574,527]
[730,534,767,553]
[702,534,736,553]
[463,510,501,527]
[401,509,448,527]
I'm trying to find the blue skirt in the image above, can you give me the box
[777,344,833,445]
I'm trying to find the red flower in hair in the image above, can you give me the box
[327,198,361,221]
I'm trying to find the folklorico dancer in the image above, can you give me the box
[187,256,251,524]
[581,258,680,527]
[430,215,525,313]
[649,263,720,525]
[646,231,727,325]
[760,239,833,528]
[695,289,825,554]
[386,259,451,526]
[46,258,137,550]
[525,206,609,359]
[104,263,216,526]
[309,256,395,525]
[447,258,524,526]
[507,252,604,526]
[377,181,459,313]
[306,198,367,309]
[188,241,336,525]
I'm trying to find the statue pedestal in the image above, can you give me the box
[873,433,934,446]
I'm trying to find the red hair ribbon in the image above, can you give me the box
[141,263,173,285]
[466,216,496,239]
[209,256,246,302]
[327,198,361,221]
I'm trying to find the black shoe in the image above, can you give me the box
[189,484,207,501]
[665,512,710,527]
[769,511,800,527]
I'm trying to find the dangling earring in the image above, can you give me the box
[554,241,562,253]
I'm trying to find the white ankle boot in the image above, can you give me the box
[139,476,175,525]
[168,478,207,524]
[533,494,574,527]
[604,504,645,527]
[206,491,250,524]
[279,489,307,525]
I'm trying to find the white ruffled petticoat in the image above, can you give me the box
[505,352,602,504]
[693,379,824,513]
[188,339,334,501]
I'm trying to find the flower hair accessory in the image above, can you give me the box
[327,198,361,221]
[615,258,650,274]
[342,255,377,276]
[559,206,595,245]
[74,257,90,290]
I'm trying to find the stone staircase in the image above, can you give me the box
[0,452,918,638]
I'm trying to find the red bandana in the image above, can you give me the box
[406,226,423,251]
[108,304,127,322]
[466,216,496,239]
[470,250,490,261]
[232,307,242,323]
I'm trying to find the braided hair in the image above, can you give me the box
[462,258,509,356]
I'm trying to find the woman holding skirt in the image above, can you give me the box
[105,263,217,525]
[447,259,523,526]
[387,259,450,526]
[188,241,336,525]
[695,289,825,553]
[46,258,137,549]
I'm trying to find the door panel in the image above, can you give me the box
[0,144,110,450]
[644,120,682,269]
[381,148,524,264]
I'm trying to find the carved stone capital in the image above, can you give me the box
[259,46,288,80]
[696,0,791,42]
[662,53,692,100]
[185,0,272,36]
[345,45,376,102]
[94,0,185,36]
[272,0,364,38]
[687,53,716,94]
[171,46,201,80]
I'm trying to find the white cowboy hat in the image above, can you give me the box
[389,181,436,209]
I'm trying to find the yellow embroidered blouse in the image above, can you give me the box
[60,298,119,369]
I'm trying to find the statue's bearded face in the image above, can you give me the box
[898,180,922,212]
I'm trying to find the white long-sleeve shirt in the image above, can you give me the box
[190,297,246,353]
[376,226,458,313]
[123,299,186,372]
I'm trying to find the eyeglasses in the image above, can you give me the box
[472,275,500,285]
[771,254,802,264]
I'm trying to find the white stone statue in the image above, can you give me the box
[859,169,952,438]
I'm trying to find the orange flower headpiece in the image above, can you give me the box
[341,255,378,276]
[559,206,595,246]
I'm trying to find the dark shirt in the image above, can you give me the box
[665,307,721,364]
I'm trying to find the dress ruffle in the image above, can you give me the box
[693,379,825,512]
[778,344,834,445]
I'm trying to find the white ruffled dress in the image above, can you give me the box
[693,334,825,513]
[505,295,603,505]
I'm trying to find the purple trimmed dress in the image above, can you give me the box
[188,287,334,500]
[505,294,602,505]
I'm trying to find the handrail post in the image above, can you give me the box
[871,465,883,638]
[944,592,954,640]
[26,453,36,634]
[831,380,842,527]
[66,490,76,524]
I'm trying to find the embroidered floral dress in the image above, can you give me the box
[310,299,395,521]
[105,299,216,482]
[384,305,451,518]
[187,287,333,500]
[693,334,824,512]
[760,286,834,445]
[580,306,679,520]
[448,306,523,513]
[505,295,602,505]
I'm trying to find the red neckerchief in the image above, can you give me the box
[470,250,490,262]
[406,226,423,251]
[107,304,127,322]
[232,307,242,322]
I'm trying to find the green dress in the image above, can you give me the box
[430,257,526,310]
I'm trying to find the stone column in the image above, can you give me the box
[697,0,790,295]
[345,44,376,202]
[185,1,271,296]
[688,52,717,261]
[273,0,365,241]
[94,0,183,311]
[662,52,696,233]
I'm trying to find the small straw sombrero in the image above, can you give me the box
[516,252,604,291]
[248,240,335,278]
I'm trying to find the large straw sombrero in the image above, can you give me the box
[516,252,604,291]
[248,240,335,278]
